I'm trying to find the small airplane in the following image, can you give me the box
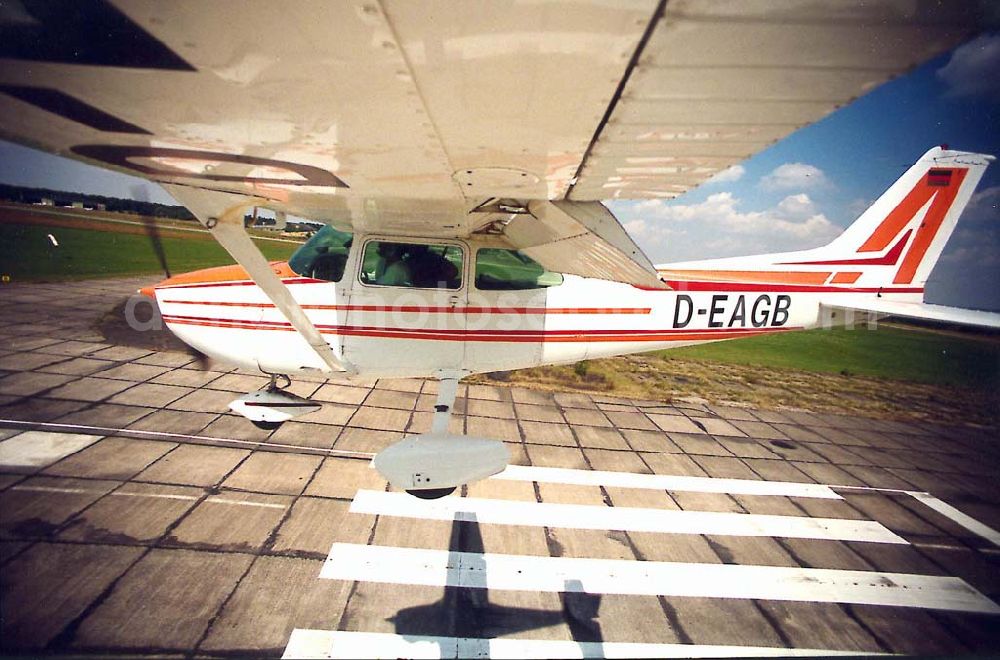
[0,2,997,498]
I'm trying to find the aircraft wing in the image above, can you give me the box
[822,300,1000,330]
[0,0,988,287]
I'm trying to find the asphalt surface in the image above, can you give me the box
[1,278,999,657]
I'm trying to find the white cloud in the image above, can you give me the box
[617,191,842,262]
[759,162,829,191]
[936,34,1000,101]
[706,164,745,184]
[774,192,817,218]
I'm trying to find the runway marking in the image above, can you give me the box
[321,542,1000,614]
[5,420,1000,547]
[110,491,199,501]
[205,496,287,509]
[0,419,373,460]
[909,492,1000,547]
[0,431,101,468]
[493,464,842,499]
[351,490,906,544]
[9,484,200,503]
[282,629,875,659]
[10,484,90,495]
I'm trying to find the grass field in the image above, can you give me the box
[479,325,1000,425]
[0,219,298,281]
[662,325,1000,388]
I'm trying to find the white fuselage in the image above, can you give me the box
[155,235,912,379]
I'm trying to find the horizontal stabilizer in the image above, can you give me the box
[821,301,1000,330]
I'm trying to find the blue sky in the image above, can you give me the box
[1,33,998,309]
[610,33,1000,311]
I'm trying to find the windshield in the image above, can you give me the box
[288,225,353,282]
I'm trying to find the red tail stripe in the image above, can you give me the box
[780,230,912,267]
[894,168,967,284]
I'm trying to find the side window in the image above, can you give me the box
[360,241,464,289]
[475,248,564,290]
[288,225,353,282]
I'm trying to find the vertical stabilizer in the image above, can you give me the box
[803,147,992,288]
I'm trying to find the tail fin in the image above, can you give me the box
[789,146,993,288]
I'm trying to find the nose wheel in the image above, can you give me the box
[406,487,457,500]
[374,375,510,499]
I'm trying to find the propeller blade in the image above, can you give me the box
[131,184,171,278]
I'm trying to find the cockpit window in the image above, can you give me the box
[475,248,564,290]
[360,241,464,289]
[288,225,353,282]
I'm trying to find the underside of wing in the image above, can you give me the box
[0,0,989,286]
[568,1,990,201]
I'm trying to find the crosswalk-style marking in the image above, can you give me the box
[282,629,877,659]
[288,463,1000,657]
[910,492,1000,547]
[351,489,906,543]
[0,431,101,468]
[492,465,842,499]
[321,542,1000,614]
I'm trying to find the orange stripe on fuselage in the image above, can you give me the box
[154,261,294,288]
[656,270,831,285]
[829,272,862,284]
[141,261,298,297]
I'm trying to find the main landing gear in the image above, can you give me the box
[229,373,509,500]
[372,375,510,500]
[227,373,322,430]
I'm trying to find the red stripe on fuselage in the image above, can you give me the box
[160,314,800,343]
[659,281,923,293]
[159,300,652,315]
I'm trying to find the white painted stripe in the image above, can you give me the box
[910,492,1000,547]
[0,431,101,468]
[351,490,906,544]
[205,497,286,510]
[10,485,91,495]
[322,543,1000,614]
[110,491,199,502]
[0,419,375,460]
[282,629,874,659]
[493,464,841,499]
[10,486,199,502]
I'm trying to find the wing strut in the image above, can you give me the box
[161,185,354,374]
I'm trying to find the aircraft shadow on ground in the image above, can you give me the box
[387,513,604,654]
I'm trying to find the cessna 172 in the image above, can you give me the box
[1,1,997,497]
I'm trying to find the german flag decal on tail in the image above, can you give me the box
[927,169,953,187]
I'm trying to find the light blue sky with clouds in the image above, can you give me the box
[609,32,1000,310]
[1,33,998,309]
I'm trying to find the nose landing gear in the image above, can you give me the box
[374,376,509,500]
[228,373,322,430]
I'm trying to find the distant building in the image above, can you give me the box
[71,201,84,209]
[40,197,54,206]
